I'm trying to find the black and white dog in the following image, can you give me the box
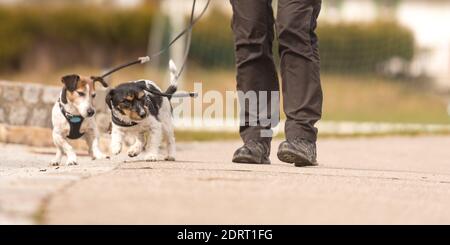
[51,75,109,166]
[105,60,178,161]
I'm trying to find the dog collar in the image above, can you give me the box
[111,113,138,128]
[58,99,85,140]
[109,101,138,128]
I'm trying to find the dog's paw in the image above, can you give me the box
[164,156,176,162]
[127,152,140,158]
[144,153,158,162]
[50,161,61,166]
[127,148,142,158]
[111,144,122,155]
[66,161,78,166]
[93,153,110,160]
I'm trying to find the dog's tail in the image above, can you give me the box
[165,59,178,96]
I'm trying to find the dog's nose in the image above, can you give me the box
[87,109,95,117]
[139,110,147,118]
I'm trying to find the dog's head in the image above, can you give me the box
[105,83,149,121]
[60,74,106,118]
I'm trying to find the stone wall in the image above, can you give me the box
[0,80,110,131]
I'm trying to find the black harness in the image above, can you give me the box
[59,99,85,140]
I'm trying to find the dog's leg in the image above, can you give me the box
[52,131,77,166]
[51,131,64,166]
[127,132,145,158]
[162,122,176,161]
[84,129,109,160]
[111,126,124,155]
[144,122,162,162]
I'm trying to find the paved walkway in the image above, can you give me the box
[1,136,450,224]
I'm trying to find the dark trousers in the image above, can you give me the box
[230,0,323,145]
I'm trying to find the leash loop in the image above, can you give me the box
[97,0,210,82]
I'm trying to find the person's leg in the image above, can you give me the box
[230,0,279,164]
[276,0,323,166]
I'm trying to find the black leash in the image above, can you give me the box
[175,0,197,81]
[92,0,210,98]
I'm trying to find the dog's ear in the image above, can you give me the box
[146,97,158,118]
[136,80,153,92]
[61,88,68,104]
[105,89,114,110]
[61,74,80,92]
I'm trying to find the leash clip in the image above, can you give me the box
[139,56,151,64]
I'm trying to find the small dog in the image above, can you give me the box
[105,60,178,161]
[51,75,109,166]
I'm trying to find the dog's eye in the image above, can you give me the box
[77,91,86,97]
[92,94,96,98]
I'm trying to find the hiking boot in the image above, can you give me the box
[277,138,318,167]
[232,140,271,164]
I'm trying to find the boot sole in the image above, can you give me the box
[277,148,317,167]
[232,154,270,165]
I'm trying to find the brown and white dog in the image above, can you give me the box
[51,75,109,166]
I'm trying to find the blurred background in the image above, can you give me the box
[0,0,450,141]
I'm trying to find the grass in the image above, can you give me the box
[2,66,449,124]
[321,73,450,124]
